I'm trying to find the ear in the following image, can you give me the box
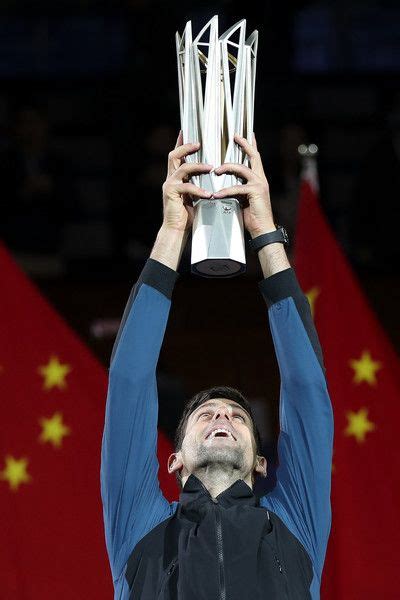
[254,455,267,478]
[167,451,184,475]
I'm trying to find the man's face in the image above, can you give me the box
[178,398,258,481]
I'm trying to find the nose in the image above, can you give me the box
[212,407,232,421]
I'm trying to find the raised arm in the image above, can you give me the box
[215,134,333,586]
[259,269,333,586]
[100,133,213,585]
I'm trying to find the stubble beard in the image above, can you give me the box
[195,440,246,473]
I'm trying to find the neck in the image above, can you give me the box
[185,466,253,500]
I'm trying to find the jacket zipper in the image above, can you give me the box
[274,554,283,573]
[213,499,226,600]
[167,559,177,576]
[274,553,290,598]
[158,559,177,597]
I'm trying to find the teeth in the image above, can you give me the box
[208,428,234,439]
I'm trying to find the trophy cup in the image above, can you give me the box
[176,16,258,277]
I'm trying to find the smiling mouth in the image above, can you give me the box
[205,430,236,441]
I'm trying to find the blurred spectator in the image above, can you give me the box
[113,123,176,263]
[269,123,307,251]
[0,103,79,256]
[348,96,400,272]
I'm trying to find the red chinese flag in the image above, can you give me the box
[0,244,178,597]
[293,156,400,599]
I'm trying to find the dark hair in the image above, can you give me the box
[173,385,263,489]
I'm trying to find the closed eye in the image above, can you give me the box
[199,411,245,422]
[234,414,245,422]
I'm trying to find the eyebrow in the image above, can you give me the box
[191,401,250,420]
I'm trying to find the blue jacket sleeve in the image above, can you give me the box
[100,259,179,584]
[259,268,334,584]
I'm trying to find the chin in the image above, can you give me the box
[196,444,245,470]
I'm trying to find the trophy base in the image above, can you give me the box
[190,197,246,278]
[191,258,245,278]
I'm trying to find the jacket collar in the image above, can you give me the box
[179,474,259,512]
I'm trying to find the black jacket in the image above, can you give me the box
[101,260,334,599]
[125,474,313,599]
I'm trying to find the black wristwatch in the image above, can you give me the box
[248,226,289,253]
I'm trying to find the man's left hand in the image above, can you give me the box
[213,133,276,238]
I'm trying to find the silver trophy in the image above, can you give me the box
[176,16,258,277]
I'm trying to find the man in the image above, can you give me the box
[101,132,334,599]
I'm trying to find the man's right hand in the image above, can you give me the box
[162,131,213,233]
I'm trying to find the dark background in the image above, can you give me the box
[0,0,399,494]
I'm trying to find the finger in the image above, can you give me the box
[234,134,258,158]
[213,162,255,182]
[234,134,265,176]
[172,162,213,181]
[168,142,200,176]
[176,183,212,198]
[174,130,183,149]
[213,184,252,198]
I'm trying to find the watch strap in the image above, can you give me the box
[249,226,289,253]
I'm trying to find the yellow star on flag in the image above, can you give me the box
[344,408,375,443]
[38,356,72,390]
[39,412,71,448]
[305,286,320,319]
[0,455,32,491]
[349,350,382,386]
